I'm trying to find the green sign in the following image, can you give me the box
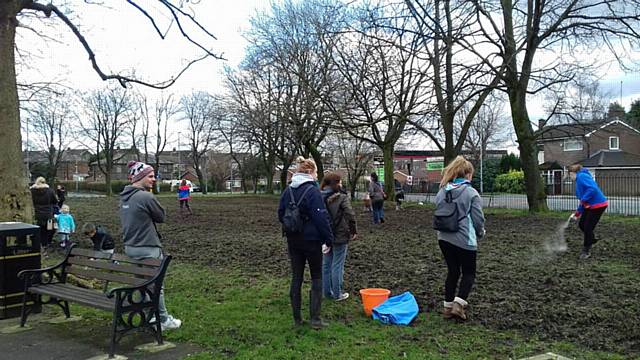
[427,161,444,171]
[376,167,384,179]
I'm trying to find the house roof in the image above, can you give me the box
[537,122,601,141]
[579,150,640,168]
[539,161,563,170]
[538,120,640,141]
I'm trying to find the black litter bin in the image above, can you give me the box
[0,222,42,319]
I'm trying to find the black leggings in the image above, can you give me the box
[579,206,606,250]
[439,240,477,302]
[37,222,55,247]
[287,239,322,294]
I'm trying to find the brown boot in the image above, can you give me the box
[451,297,468,320]
[443,301,454,319]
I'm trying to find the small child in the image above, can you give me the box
[55,204,75,248]
[177,179,193,215]
[363,193,372,212]
[82,223,115,255]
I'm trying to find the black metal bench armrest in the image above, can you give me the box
[106,255,172,299]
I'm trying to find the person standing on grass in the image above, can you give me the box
[56,184,66,208]
[320,172,357,302]
[278,156,334,329]
[30,176,58,253]
[119,160,182,331]
[368,172,385,224]
[177,179,193,215]
[568,164,608,260]
[55,205,75,249]
[434,156,485,321]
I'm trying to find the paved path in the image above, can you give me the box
[0,314,202,360]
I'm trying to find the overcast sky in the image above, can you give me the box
[16,1,640,154]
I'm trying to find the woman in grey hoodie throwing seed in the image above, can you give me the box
[433,156,485,321]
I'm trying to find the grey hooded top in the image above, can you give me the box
[434,181,485,251]
[119,185,165,248]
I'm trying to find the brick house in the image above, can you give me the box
[537,119,640,195]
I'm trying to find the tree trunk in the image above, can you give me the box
[382,144,395,201]
[105,172,113,197]
[0,6,34,222]
[307,143,324,183]
[195,166,206,195]
[508,89,548,212]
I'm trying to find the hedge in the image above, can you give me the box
[493,170,525,194]
[57,180,171,194]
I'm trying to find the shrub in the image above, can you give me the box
[493,170,525,194]
[57,180,170,194]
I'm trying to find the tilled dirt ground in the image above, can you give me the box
[70,195,640,356]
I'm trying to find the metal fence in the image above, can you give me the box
[352,174,640,216]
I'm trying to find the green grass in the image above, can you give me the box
[67,262,627,359]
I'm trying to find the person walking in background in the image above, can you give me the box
[368,172,385,224]
[177,179,193,215]
[568,164,608,260]
[56,184,66,208]
[55,205,75,249]
[120,160,182,331]
[82,223,116,255]
[278,156,334,329]
[394,179,405,211]
[434,156,485,321]
[30,177,58,253]
[320,172,357,302]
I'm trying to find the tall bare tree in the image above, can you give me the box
[82,86,133,196]
[1,0,221,221]
[137,92,177,181]
[180,91,218,195]
[470,0,640,211]
[25,93,73,184]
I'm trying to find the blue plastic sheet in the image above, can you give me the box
[372,291,419,325]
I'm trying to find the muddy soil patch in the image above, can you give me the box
[68,196,640,356]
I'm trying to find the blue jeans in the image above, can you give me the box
[322,244,348,299]
[372,200,384,224]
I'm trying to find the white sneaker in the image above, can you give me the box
[161,315,182,331]
[336,293,349,301]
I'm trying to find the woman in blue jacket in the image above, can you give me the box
[278,156,334,329]
[568,165,608,259]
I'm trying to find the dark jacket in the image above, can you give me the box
[56,188,66,206]
[368,180,385,202]
[30,185,58,222]
[91,227,115,251]
[278,175,334,246]
[322,189,357,245]
[119,185,165,248]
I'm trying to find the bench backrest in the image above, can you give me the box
[63,247,167,288]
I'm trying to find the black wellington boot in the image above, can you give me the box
[310,279,328,329]
[291,278,303,326]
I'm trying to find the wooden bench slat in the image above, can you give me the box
[68,257,156,277]
[67,267,147,287]
[71,248,162,267]
[29,284,114,311]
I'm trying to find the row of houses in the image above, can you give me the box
[23,119,640,195]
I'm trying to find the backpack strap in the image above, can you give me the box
[297,185,314,206]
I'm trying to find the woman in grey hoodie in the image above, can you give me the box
[434,156,485,320]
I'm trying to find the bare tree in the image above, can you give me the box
[24,93,73,184]
[82,86,133,196]
[404,0,503,164]
[460,95,512,161]
[180,91,219,195]
[1,0,221,221]
[470,0,640,212]
[137,92,177,182]
[544,74,611,125]
[329,3,432,198]
[328,131,376,200]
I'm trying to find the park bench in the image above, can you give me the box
[17,245,172,358]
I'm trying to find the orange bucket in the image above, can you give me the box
[359,288,391,316]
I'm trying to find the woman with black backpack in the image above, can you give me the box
[278,156,334,329]
[433,156,485,321]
